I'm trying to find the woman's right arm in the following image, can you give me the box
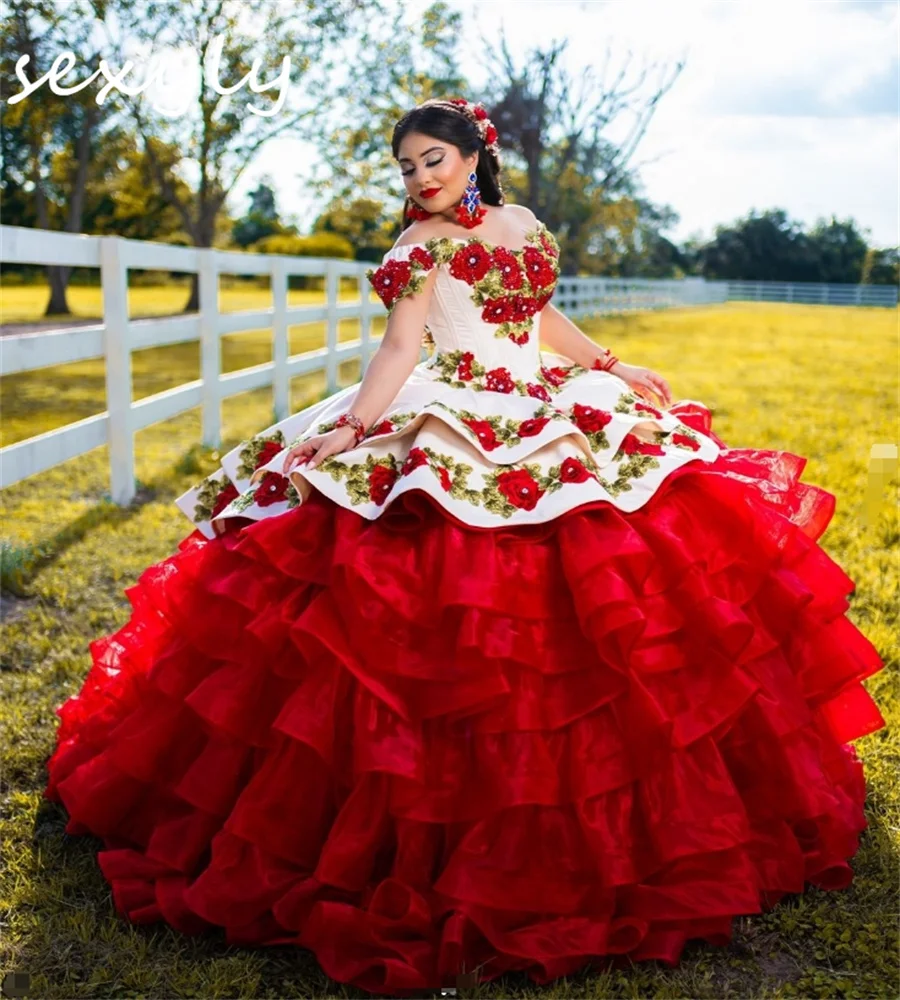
[283,262,439,472]
[345,262,439,430]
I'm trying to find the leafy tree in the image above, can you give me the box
[0,0,133,314]
[860,246,899,286]
[110,0,382,309]
[808,216,870,284]
[311,197,398,261]
[232,180,295,249]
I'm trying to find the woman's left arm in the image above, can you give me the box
[539,303,674,406]
[539,303,614,370]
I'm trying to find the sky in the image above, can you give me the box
[233,0,898,250]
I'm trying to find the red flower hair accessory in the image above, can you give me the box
[446,98,501,158]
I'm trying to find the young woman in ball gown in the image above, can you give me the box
[44,97,886,996]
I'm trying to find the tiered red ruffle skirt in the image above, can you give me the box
[44,408,887,995]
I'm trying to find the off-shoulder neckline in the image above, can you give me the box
[386,222,546,258]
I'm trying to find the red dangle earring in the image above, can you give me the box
[405,199,432,222]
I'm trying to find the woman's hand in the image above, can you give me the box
[281,424,360,474]
[608,362,673,408]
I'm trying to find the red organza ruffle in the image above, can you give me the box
[43,433,886,996]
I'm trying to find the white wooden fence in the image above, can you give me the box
[1,224,895,506]
[1,225,384,505]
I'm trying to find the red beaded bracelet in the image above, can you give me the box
[334,411,366,445]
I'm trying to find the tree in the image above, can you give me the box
[699,209,817,282]
[860,246,899,286]
[111,0,382,310]
[808,215,870,284]
[0,0,131,315]
[231,180,295,249]
[311,197,398,261]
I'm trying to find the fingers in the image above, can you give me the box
[282,439,317,475]
[307,443,330,470]
[282,439,335,474]
[646,374,672,406]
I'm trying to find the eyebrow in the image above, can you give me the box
[398,146,445,164]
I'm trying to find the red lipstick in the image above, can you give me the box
[419,187,442,199]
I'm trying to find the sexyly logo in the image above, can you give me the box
[6,36,290,118]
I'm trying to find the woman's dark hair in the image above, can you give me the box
[391,99,505,232]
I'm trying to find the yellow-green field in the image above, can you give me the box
[0,277,369,325]
[0,298,897,999]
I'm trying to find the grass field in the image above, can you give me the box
[1,298,897,999]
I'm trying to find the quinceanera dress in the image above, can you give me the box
[44,219,887,995]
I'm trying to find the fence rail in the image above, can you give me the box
[1,224,895,505]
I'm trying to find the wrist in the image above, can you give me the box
[591,349,620,373]
[334,410,366,445]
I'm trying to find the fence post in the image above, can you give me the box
[99,236,135,505]
[272,257,289,421]
[325,260,339,394]
[199,249,220,447]
[359,268,373,371]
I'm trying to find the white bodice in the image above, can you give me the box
[176,220,723,536]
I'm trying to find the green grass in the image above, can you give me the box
[1,300,897,999]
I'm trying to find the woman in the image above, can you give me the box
[43,98,887,996]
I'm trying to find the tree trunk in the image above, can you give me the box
[40,106,95,318]
[46,265,73,315]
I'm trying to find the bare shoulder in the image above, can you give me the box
[504,203,539,226]
[392,221,445,249]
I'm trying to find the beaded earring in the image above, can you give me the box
[455,170,487,229]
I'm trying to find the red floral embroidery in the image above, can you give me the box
[368,258,412,308]
[255,440,283,469]
[457,351,476,380]
[409,246,435,269]
[368,464,398,504]
[672,432,700,450]
[449,243,493,283]
[211,481,239,517]
[540,365,572,387]
[402,447,429,474]
[559,457,593,483]
[462,418,502,450]
[518,416,551,437]
[492,247,525,289]
[522,247,556,289]
[539,232,559,258]
[635,401,664,419]
[510,295,537,322]
[526,382,552,402]
[620,433,665,456]
[482,298,515,323]
[496,468,544,510]
[510,331,529,346]
[438,467,453,491]
[484,367,516,394]
[254,471,290,506]
[368,419,395,436]
[571,403,613,434]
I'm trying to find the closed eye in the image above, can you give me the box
[401,159,443,177]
